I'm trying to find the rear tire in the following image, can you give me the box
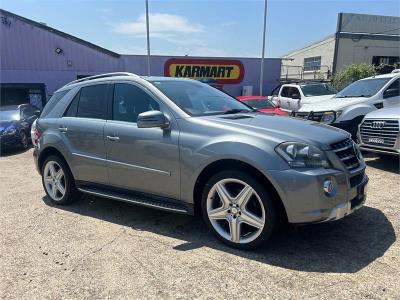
[41,155,81,205]
[201,170,277,250]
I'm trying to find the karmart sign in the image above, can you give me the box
[164,58,245,84]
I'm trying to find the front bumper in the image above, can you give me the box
[269,163,368,224]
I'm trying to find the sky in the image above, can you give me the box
[1,0,399,58]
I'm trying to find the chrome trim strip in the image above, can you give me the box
[72,152,107,162]
[107,159,171,176]
[78,188,187,213]
[72,152,171,176]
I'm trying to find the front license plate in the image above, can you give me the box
[368,137,384,144]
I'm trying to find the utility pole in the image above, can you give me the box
[145,0,151,76]
[259,0,267,95]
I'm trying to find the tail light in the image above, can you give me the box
[31,119,39,146]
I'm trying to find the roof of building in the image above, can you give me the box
[281,34,335,58]
[0,9,120,58]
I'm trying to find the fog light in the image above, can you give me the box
[323,178,337,197]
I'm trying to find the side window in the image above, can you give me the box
[40,89,70,117]
[77,84,108,119]
[289,87,301,98]
[281,87,290,97]
[384,79,399,98]
[21,106,35,118]
[64,91,80,117]
[113,83,160,123]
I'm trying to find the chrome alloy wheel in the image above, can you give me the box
[43,161,66,201]
[206,179,265,244]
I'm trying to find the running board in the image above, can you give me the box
[77,186,190,214]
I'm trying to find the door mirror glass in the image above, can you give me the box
[137,111,170,129]
[383,88,399,99]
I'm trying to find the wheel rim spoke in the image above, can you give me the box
[234,184,253,208]
[240,209,264,229]
[228,216,241,242]
[56,182,65,196]
[51,183,58,198]
[208,207,228,220]
[215,182,232,207]
[48,163,56,178]
[55,170,63,181]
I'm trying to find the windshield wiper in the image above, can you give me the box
[222,108,254,115]
[336,95,371,98]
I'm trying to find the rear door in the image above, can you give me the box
[58,83,109,185]
[104,82,180,199]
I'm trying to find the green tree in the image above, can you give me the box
[332,63,377,91]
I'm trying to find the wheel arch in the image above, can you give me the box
[192,159,288,222]
[38,146,70,175]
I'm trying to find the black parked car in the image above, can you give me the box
[0,104,40,150]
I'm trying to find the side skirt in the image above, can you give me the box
[76,181,193,215]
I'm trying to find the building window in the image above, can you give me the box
[304,56,321,71]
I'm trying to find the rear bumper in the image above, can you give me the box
[33,147,40,174]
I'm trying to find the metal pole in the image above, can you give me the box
[145,0,151,76]
[259,0,267,95]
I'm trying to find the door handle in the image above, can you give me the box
[106,135,120,141]
[58,126,68,133]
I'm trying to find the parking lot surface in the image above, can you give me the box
[0,148,399,299]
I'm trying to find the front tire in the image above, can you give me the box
[19,131,29,149]
[201,170,277,249]
[41,155,81,205]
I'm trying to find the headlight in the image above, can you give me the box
[276,142,330,168]
[321,111,342,124]
[4,128,17,135]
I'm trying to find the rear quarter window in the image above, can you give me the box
[40,89,71,118]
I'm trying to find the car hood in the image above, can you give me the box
[199,113,349,149]
[0,120,17,132]
[299,97,368,112]
[364,106,400,119]
[302,94,335,104]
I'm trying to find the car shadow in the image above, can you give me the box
[0,146,32,157]
[42,194,395,274]
[364,153,399,174]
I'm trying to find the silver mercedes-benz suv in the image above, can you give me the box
[33,72,368,249]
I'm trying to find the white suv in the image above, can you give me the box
[273,82,336,111]
[293,72,400,139]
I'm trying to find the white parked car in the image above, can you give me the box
[272,82,336,111]
[358,106,400,156]
[293,72,400,139]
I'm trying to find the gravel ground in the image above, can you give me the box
[0,148,399,299]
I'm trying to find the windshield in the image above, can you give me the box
[244,99,275,109]
[0,110,20,121]
[335,78,392,98]
[300,83,336,97]
[151,80,252,116]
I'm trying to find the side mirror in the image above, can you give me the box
[383,88,399,99]
[137,111,170,129]
[291,93,301,100]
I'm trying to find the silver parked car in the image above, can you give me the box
[33,73,368,249]
[358,106,400,156]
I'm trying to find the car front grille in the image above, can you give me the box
[331,138,360,170]
[360,119,399,148]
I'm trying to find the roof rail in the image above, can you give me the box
[66,72,138,86]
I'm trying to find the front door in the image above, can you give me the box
[104,82,180,200]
